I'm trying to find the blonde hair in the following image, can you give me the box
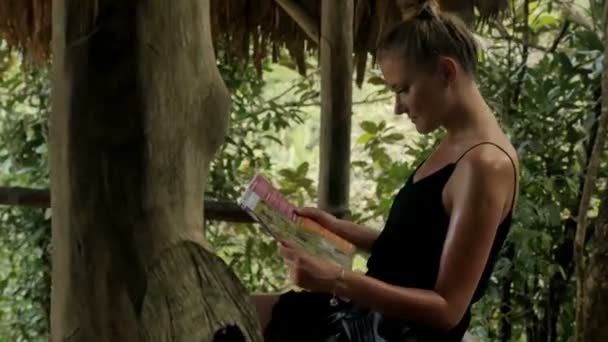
[377,0,478,74]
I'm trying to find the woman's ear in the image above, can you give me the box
[439,57,458,86]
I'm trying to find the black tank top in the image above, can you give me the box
[365,142,518,340]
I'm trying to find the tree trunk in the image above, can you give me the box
[49,0,262,341]
[581,189,608,342]
[576,2,608,339]
[499,243,513,342]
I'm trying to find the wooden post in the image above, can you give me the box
[318,0,353,218]
[49,0,262,340]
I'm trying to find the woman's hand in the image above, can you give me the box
[295,207,338,228]
[278,240,342,293]
[296,206,380,252]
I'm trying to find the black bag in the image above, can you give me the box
[264,291,421,342]
[320,302,421,342]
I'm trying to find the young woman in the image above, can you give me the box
[255,1,519,341]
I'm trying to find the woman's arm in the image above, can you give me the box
[336,151,515,330]
[281,149,516,332]
[328,219,380,252]
[297,207,380,252]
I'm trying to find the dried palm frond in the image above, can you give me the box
[475,0,510,22]
[0,0,510,77]
[392,0,510,25]
[0,0,52,62]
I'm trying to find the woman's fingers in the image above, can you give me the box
[278,239,295,248]
[295,206,322,219]
[278,245,302,285]
[278,241,299,262]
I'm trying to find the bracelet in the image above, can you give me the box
[329,268,345,307]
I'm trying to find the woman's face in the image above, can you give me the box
[379,54,454,134]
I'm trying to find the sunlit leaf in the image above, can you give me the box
[367,76,386,86]
[360,121,377,134]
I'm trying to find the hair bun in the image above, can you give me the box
[397,0,440,21]
[417,4,434,20]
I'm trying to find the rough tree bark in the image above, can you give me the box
[50,0,262,341]
[499,243,513,342]
[581,190,608,342]
[575,2,608,340]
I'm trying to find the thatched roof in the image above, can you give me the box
[0,0,508,81]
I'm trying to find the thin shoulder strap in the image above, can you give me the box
[454,142,518,210]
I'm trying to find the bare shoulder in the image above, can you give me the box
[459,143,518,180]
[444,142,519,213]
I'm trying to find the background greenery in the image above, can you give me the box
[1,0,606,341]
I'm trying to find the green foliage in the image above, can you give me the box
[205,52,319,293]
[0,47,50,341]
[0,208,50,342]
[207,50,317,200]
[468,2,605,340]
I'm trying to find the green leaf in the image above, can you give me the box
[262,120,270,130]
[357,133,375,144]
[378,121,387,131]
[382,133,404,143]
[351,161,368,168]
[547,203,562,227]
[360,121,378,134]
[574,31,603,52]
[367,76,386,86]
[531,13,559,30]
[263,135,283,145]
[278,169,297,180]
[296,162,309,176]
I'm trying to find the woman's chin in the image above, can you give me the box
[414,121,437,135]
[408,116,437,134]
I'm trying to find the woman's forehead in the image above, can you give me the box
[380,57,422,86]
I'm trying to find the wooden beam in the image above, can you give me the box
[317,0,353,219]
[0,186,349,222]
[0,186,254,223]
[275,0,320,44]
[0,186,50,208]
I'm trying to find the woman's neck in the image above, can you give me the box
[443,82,496,142]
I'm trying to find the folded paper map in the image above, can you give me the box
[238,174,355,269]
